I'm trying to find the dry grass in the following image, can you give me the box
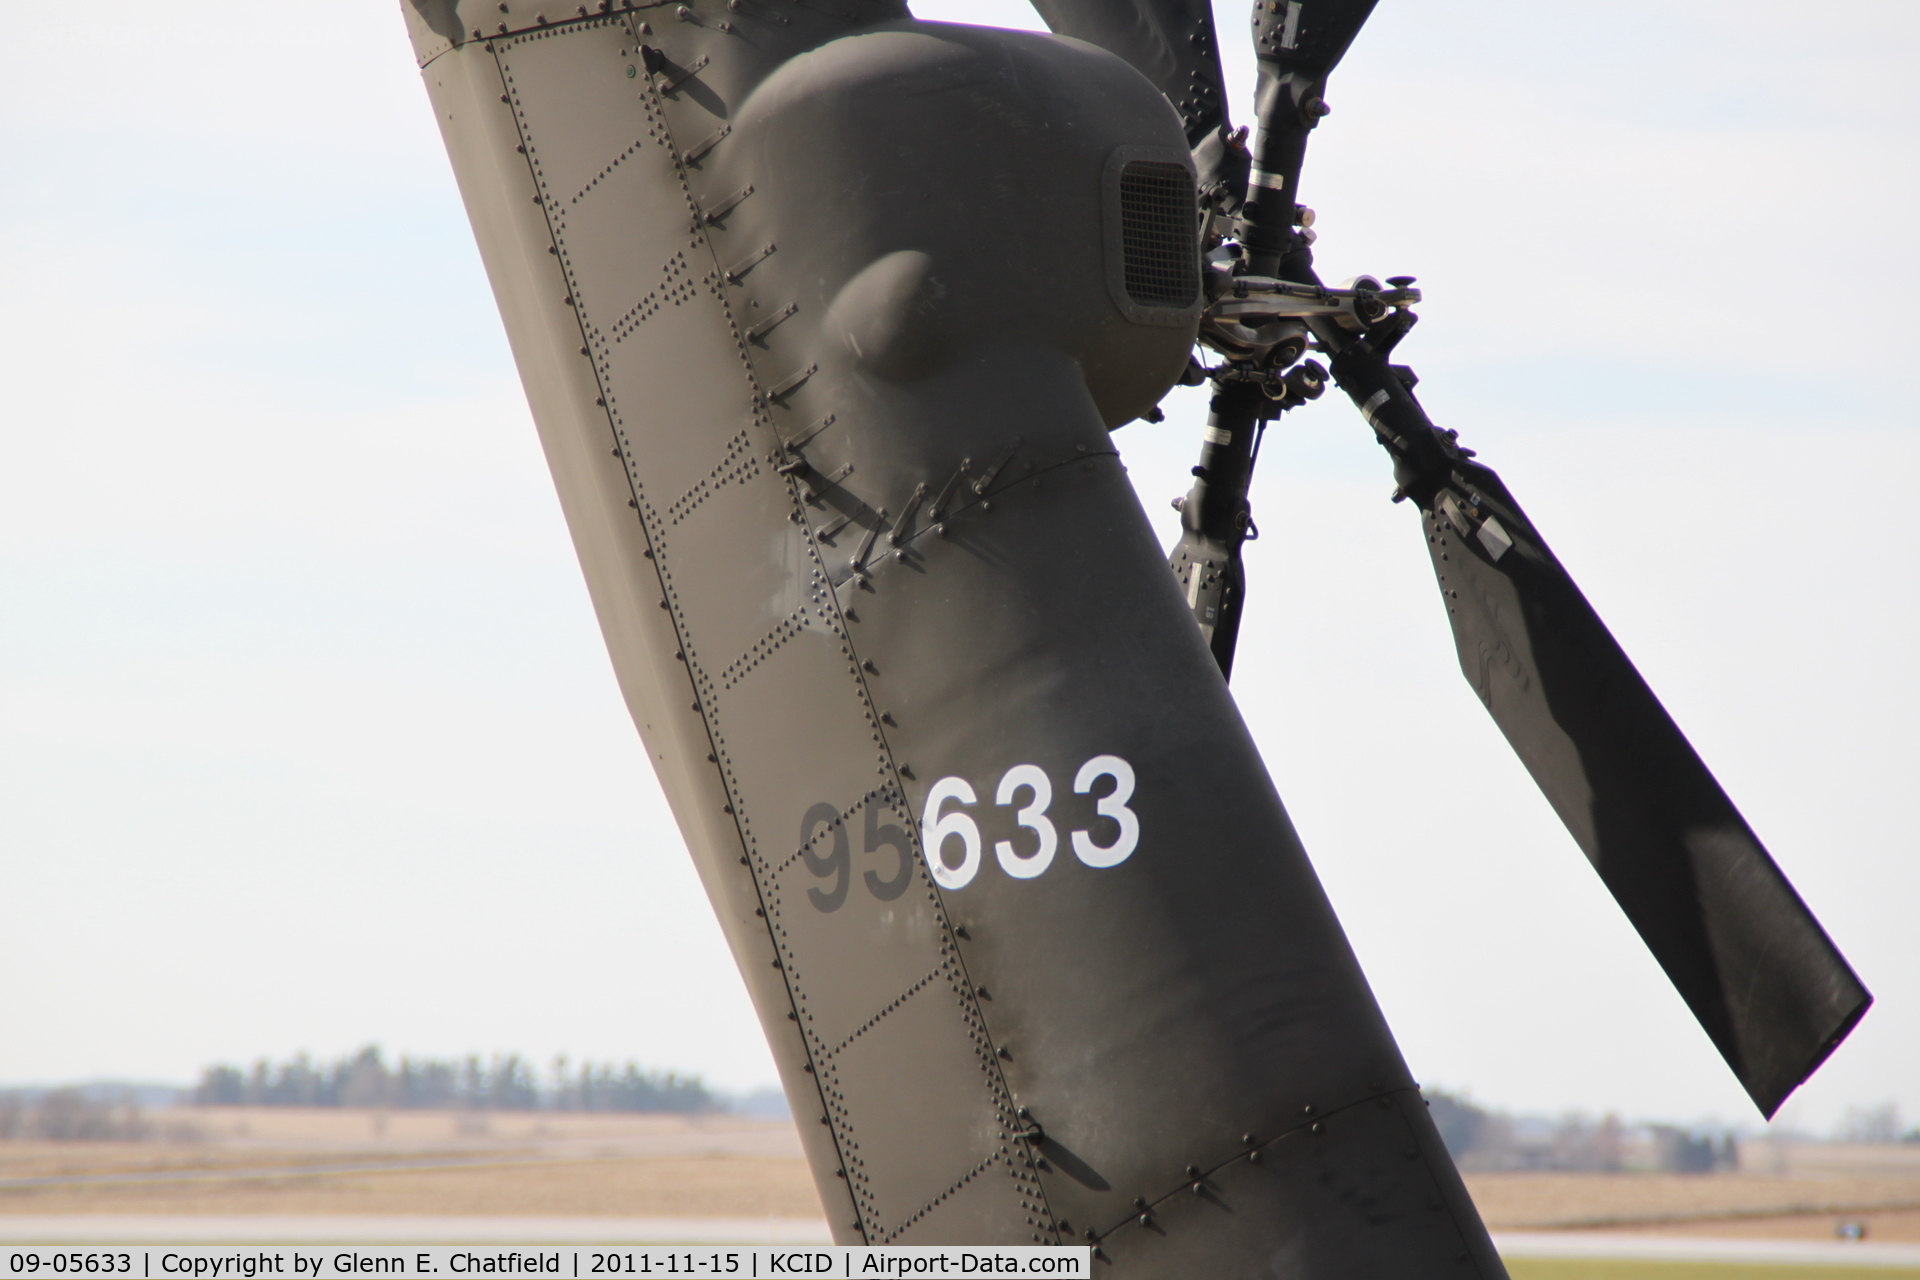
[0,1110,818,1220]
[0,1156,820,1219]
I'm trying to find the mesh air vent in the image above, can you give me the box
[1117,161,1199,308]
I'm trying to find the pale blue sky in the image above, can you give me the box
[0,1,1913,1131]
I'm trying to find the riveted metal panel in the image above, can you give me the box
[499,24,747,506]
[880,1140,1051,1246]
[772,826,951,1056]
[827,967,1026,1240]
[656,471,808,675]
[1092,1091,1501,1277]
[479,11,1042,1246]
[411,21,868,1240]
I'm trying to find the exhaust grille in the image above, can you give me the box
[1117,161,1199,308]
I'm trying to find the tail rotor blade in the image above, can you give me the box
[1329,344,1871,1117]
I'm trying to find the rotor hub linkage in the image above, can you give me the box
[1200,265,1419,373]
[1170,216,1420,676]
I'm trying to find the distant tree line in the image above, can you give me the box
[1426,1089,1737,1173]
[0,1088,151,1141]
[192,1046,715,1114]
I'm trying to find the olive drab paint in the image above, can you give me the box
[401,0,1504,1272]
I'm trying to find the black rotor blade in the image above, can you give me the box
[1327,341,1871,1117]
[1027,0,1233,147]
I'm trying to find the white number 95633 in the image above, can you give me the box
[922,755,1139,890]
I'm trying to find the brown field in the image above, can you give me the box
[1464,1173,1920,1241]
[1463,1141,1920,1241]
[5,1109,1919,1245]
[0,1109,817,1220]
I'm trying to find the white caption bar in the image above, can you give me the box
[0,1248,1090,1280]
